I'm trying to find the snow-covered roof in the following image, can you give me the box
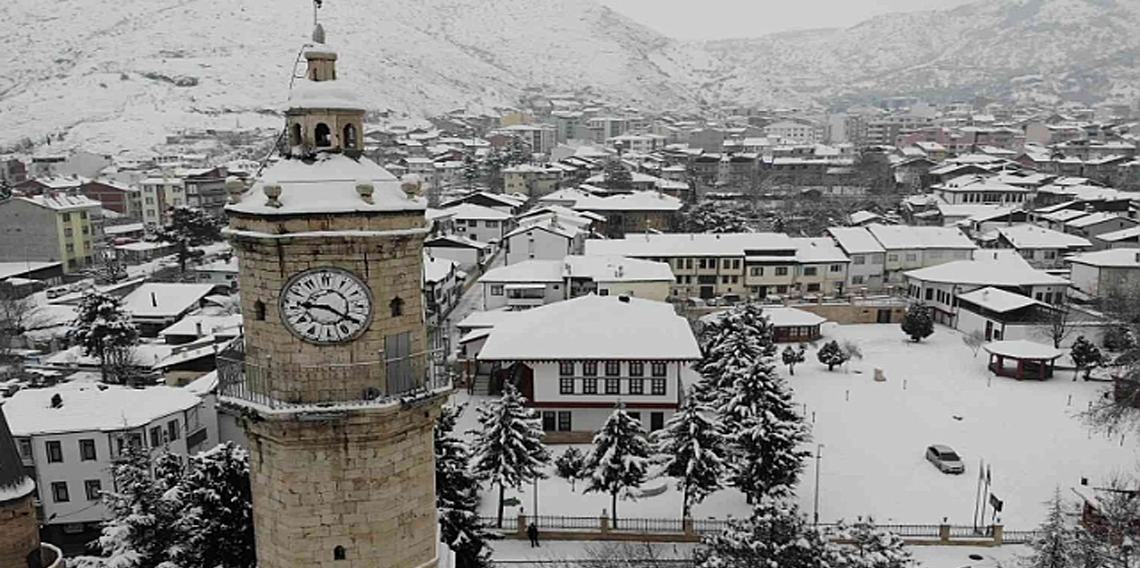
[586,233,794,258]
[983,340,1065,361]
[1066,212,1135,229]
[444,202,512,220]
[956,287,1042,313]
[563,255,673,282]
[505,218,581,240]
[1097,226,1140,242]
[0,261,62,280]
[1067,249,1140,269]
[456,308,518,330]
[866,224,976,250]
[477,295,700,361]
[424,254,460,283]
[122,283,220,318]
[16,194,101,212]
[286,77,364,111]
[997,225,1092,250]
[104,223,145,236]
[794,238,850,264]
[5,383,203,436]
[227,153,425,216]
[572,191,683,212]
[479,260,563,284]
[826,227,886,254]
[848,210,881,225]
[158,314,243,338]
[1039,209,1089,223]
[193,257,239,273]
[184,371,219,396]
[425,234,491,250]
[905,255,1068,287]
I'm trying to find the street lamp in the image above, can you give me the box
[813,444,824,527]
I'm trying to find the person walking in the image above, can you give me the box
[527,521,539,548]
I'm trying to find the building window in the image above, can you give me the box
[925,288,934,301]
[651,362,667,377]
[651,378,667,395]
[750,266,763,277]
[906,253,917,262]
[46,440,63,463]
[334,546,347,561]
[775,267,788,276]
[629,361,644,377]
[390,297,404,317]
[343,123,358,149]
[85,479,102,501]
[830,264,843,273]
[888,254,899,262]
[604,361,620,376]
[254,300,266,321]
[650,412,665,432]
[491,285,504,296]
[150,426,163,448]
[52,482,70,503]
[582,361,597,376]
[62,213,71,222]
[605,378,620,395]
[560,378,574,395]
[852,275,864,285]
[629,378,644,395]
[542,411,556,431]
[583,378,598,394]
[168,420,181,441]
[315,123,332,147]
[18,439,32,460]
[559,361,574,376]
[803,267,817,276]
[732,259,741,270]
[807,283,821,292]
[64,228,73,238]
[852,255,865,265]
[485,220,499,228]
[557,411,572,432]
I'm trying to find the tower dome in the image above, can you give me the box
[281,25,366,158]
[0,402,40,568]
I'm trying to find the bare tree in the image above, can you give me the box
[548,541,694,568]
[1035,304,1077,349]
[1084,287,1140,435]
[962,330,987,358]
[0,285,45,367]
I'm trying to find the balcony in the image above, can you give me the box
[505,285,547,309]
[215,337,451,414]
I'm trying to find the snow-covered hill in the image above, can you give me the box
[1,0,1138,154]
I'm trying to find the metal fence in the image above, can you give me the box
[1003,530,1044,544]
[612,517,685,533]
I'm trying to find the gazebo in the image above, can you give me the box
[984,340,1065,381]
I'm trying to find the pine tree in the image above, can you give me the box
[89,445,182,568]
[583,406,653,529]
[73,292,140,384]
[681,202,752,233]
[168,443,255,568]
[694,304,776,404]
[602,158,633,191]
[1071,335,1104,381]
[696,498,827,568]
[650,396,727,519]
[817,340,848,372]
[782,345,806,376]
[470,383,550,528]
[825,517,914,568]
[154,206,222,274]
[462,155,480,191]
[436,405,495,568]
[1024,489,1074,568]
[901,303,935,343]
[719,359,811,502]
[554,447,586,492]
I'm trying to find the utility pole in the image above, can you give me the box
[813,444,824,527]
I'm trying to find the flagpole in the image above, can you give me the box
[980,464,991,532]
[972,458,984,533]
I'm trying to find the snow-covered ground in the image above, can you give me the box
[454,322,1140,531]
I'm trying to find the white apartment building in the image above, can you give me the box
[866,224,977,284]
[763,120,821,145]
[7,383,216,543]
[139,177,187,227]
[443,203,512,245]
[828,227,887,292]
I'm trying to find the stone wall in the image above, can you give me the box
[245,401,442,568]
[792,303,908,325]
[0,494,40,568]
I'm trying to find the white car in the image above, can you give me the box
[925,444,965,474]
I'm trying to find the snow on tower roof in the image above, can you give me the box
[5,383,203,436]
[477,295,700,361]
[227,153,425,216]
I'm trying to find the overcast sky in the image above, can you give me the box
[598,0,976,39]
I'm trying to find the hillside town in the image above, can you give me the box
[4,4,1140,568]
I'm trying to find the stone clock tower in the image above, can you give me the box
[219,25,447,568]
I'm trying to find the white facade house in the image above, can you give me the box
[904,250,1070,326]
[763,120,820,145]
[423,234,490,271]
[1065,213,1140,247]
[443,203,512,244]
[7,383,216,539]
[424,254,464,322]
[994,225,1092,270]
[503,220,583,265]
[955,287,1051,343]
[932,175,1032,205]
[139,177,186,227]
[192,257,240,290]
[827,227,887,292]
[867,224,977,285]
[476,295,701,436]
[1067,249,1140,297]
[478,260,566,311]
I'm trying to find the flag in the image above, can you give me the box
[978,459,985,481]
[985,465,991,485]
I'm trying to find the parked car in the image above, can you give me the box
[925,444,965,474]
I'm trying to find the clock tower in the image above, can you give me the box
[219,23,448,568]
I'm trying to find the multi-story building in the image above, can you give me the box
[993,225,1092,269]
[763,120,820,145]
[7,383,215,548]
[503,218,584,265]
[443,203,512,244]
[932,175,1033,205]
[865,224,977,284]
[0,194,102,273]
[139,176,186,227]
[828,227,887,292]
[502,164,562,197]
[182,167,228,217]
[81,180,142,218]
[423,254,463,324]
[495,124,557,155]
[478,256,674,310]
[1067,249,1140,297]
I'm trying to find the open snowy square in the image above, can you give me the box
[458,323,1139,531]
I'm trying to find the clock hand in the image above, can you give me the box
[299,300,363,324]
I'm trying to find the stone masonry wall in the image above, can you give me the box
[0,494,40,568]
[244,401,442,568]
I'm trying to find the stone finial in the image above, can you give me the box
[356,182,375,204]
[401,180,422,199]
[263,184,283,208]
[226,177,246,204]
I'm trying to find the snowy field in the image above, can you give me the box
[455,323,1140,531]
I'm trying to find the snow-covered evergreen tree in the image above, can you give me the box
[650,396,727,518]
[781,345,806,376]
[602,158,633,191]
[825,517,913,568]
[436,405,495,568]
[169,443,255,568]
[1024,489,1074,568]
[696,498,827,568]
[719,359,811,502]
[901,303,935,342]
[694,303,776,404]
[73,292,140,384]
[88,445,181,568]
[555,447,586,492]
[681,202,753,234]
[583,406,653,529]
[154,206,222,274]
[470,383,550,528]
[1071,336,1104,381]
[817,340,848,372]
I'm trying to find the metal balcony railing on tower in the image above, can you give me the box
[215,336,451,413]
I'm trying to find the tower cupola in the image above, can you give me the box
[285,25,365,156]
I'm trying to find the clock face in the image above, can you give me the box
[279,268,374,344]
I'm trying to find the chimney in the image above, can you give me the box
[151,291,158,307]
[195,321,203,338]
